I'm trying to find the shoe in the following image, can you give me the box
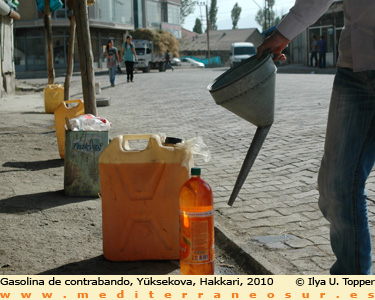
[127,79,129,83]
[111,84,115,87]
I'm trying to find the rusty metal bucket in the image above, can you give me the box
[207,53,277,206]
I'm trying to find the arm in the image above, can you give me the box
[116,51,120,65]
[258,0,334,61]
[132,45,138,62]
[120,46,124,62]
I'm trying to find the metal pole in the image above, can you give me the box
[205,4,210,67]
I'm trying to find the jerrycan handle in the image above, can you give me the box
[62,99,84,108]
[122,134,153,151]
[62,99,83,106]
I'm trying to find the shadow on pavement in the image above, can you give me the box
[38,255,179,275]
[0,190,98,214]
[2,159,63,171]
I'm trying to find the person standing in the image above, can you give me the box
[121,35,138,82]
[105,40,120,87]
[257,0,375,275]
[164,50,174,71]
[318,35,326,68]
[310,35,318,67]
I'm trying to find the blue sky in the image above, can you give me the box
[183,0,296,32]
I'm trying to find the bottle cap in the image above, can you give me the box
[164,137,183,145]
[191,167,201,176]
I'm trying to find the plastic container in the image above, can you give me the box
[179,167,214,275]
[54,99,85,159]
[44,84,64,114]
[64,131,109,196]
[98,134,194,261]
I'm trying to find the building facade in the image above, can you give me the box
[14,0,181,72]
[288,0,344,67]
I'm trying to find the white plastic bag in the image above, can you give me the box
[68,114,112,131]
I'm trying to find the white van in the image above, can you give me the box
[229,42,256,68]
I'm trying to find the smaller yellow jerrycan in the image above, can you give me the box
[44,84,64,114]
[54,99,85,159]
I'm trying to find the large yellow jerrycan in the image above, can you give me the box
[54,99,85,159]
[99,134,194,261]
[44,84,64,114]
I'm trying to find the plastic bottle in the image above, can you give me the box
[179,167,214,275]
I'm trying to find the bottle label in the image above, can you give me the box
[179,210,214,264]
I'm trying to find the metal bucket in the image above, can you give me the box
[207,53,277,206]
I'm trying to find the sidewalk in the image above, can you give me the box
[2,66,375,275]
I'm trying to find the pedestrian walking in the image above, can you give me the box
[318,35,326,68]
[164,50,174,71]
[310,35,318,67]
[257,0,375,275]
[105,39,120,87]
[121,35,138,83]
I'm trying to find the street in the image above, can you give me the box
[1,67,375,274]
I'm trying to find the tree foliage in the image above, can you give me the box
[193,18,203,34]
[180,0,196,25]
[209,0,218,30]
[231,3,241,29]
[255,0,280,31]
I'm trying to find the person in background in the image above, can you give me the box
[257,0,375,275]
[318,35,326,68]
[164,50,174,71]
[310,35,318,67]
[105,39,120,87]
[121,35,138,83]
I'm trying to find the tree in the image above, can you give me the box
[231,3,241,30]
[44,0,55,84]
[74,0,97,116]
[255,0,280,31]
[209,0,218,30]
[180,0,196,25]
[64,0,76,100]
[193,18,203,34]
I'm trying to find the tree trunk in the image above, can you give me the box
[44,0,55,84]
[74,0,97,116]
[64,13,76,100]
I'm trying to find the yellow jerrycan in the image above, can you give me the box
[54,99,85,159]
[99,134,194,261]
[44,84,64,114]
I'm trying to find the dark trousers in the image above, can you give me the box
[310,51,318,67]
[319,52,326,68]
[125,61,134,81]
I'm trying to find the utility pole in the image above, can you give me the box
[205,3,210,66]
[264,0,270,30]
[198,1,210,67]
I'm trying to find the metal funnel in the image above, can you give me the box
[207,53,277,206]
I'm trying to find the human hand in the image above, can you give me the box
[257,30,290,61]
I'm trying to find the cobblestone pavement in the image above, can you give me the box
[5,66,375,275]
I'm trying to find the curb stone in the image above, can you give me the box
[215,216,283,275]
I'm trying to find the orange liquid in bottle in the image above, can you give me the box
[179,167,214,275]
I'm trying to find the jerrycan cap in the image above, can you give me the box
[165,137,183,145]
[191,167,201,176]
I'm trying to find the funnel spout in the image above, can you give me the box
[228,125,271,206]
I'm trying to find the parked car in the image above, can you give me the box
[171,57,181,66]
[180,58,205,68]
